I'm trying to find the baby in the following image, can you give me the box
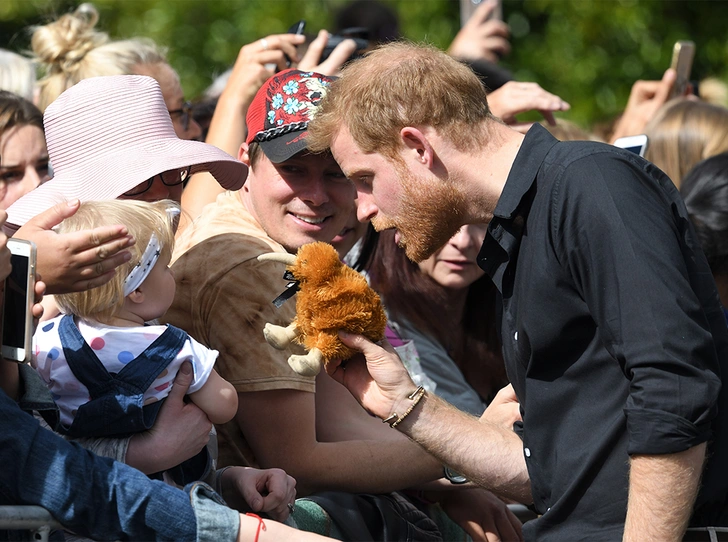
[33,199,237,463]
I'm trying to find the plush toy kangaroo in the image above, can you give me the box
[257,241,388,376]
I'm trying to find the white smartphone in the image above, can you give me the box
[459,0,501,27]
[613,134,649,157]
[668,40,695,100]
[1,239,36,363]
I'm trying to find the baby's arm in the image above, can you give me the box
[188,369,238,424]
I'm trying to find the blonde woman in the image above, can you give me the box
[32,3,201,141]
[644,98,728,188]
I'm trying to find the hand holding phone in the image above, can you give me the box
[1,238,36,363]
[451,0,509,63]
[459,0,502,27]
[668,40,695,100]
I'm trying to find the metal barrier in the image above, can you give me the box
[0,506,62,542]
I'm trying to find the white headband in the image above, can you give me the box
[122,207,179,297]
[122,234,161,297]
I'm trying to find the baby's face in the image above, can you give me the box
[135,254,176,321]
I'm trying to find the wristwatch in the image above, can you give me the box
[443,466,468,484]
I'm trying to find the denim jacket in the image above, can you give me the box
[0,366,239,541]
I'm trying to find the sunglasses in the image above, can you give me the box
[123,166,192,197]
[168,101,193,131]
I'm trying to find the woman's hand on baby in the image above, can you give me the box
[13,200,135,295]
[221,466,297,522]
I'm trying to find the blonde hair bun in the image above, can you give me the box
[32,3,107,74]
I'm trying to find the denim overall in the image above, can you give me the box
[55,315,211,485]
[56,314,186,439]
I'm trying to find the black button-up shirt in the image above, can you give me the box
[479,125,728,540]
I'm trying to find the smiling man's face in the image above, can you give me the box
[331,127,465,263]
[241,147,355,253]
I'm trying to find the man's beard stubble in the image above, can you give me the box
[372,167,467,263]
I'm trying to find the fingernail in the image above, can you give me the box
[180,361,192,374]
[122,251,132,262]
[67,199,80,207]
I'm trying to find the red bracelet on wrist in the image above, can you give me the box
[245,513,267,542]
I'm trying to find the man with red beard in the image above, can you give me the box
[308,43,728,541]
[164,69,525,541]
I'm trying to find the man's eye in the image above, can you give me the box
[327,171,348,181]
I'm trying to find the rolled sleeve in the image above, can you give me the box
[186,481,240,542]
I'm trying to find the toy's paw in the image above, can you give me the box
[288,348,324,376]
[263,323,297,350]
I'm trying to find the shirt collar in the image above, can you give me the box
[492,124,559,221]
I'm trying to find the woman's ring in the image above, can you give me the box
[287,502,295,514]
[260,38,269,51]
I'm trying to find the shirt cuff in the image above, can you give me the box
[186,481,240,542]
[625,407,714,455]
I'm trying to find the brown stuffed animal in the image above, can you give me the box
[257,241,387,376]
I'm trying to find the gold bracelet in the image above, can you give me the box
[382,386,426,428]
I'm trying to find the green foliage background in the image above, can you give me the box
[2,0,727,129]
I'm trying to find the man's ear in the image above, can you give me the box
[127,289,145,305]
[238,142,251,166]
[400,127,434,170]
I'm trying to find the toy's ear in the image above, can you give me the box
[258,253,296,265]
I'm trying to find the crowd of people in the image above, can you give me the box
[0,1,727,541]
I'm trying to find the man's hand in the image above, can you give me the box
[13,200,134,295]
[221,466,297,522]
[328,331,417,421]
[481,384,521,431]
[448,0,511,64]
[609,69,677,143]
[437,487,524,542]
[126,361,213,474]
[487,81,570,133]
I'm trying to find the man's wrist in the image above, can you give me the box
[382,386,426,428]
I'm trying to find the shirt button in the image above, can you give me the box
[524,447,531,457]
[514,332,518,341]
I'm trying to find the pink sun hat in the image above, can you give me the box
[6,75,247,228]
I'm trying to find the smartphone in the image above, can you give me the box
[460,0,501,27]
[668,40,695,100]
[1,239,36,363]
[613,134,649,157]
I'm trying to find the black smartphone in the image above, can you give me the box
[1,239,36,363]
[320,27,369,63]
[285,20,307,68]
